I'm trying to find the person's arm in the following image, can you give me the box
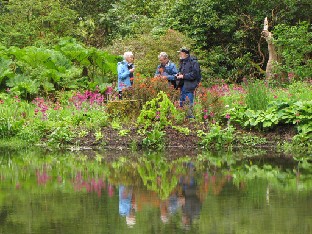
[166,63,178,81]
[178,61,199,81]
[118,62,130,80]
[154,65,161,77]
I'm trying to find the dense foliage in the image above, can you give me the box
[0,0,311,81]
[0,38,120,98]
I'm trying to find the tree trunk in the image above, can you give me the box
[261,17,279,79]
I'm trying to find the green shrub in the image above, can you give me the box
[197,123,235,151]
[137,91,178,129]
[273,22,312,80]
[142,125,165,151]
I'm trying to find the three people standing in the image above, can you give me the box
[117,48,201,118]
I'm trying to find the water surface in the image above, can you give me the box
[0,149,311,234]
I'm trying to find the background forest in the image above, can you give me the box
[0,0,311,95]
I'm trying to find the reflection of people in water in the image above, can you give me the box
[179,162,201,228]
[159,189,182,223]
[119,185,136,228]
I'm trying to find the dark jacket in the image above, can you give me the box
[178,56,200,92]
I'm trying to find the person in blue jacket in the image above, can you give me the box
[117,51,135,99]
[154,52,178,89]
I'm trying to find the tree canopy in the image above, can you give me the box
[0,0,311,82]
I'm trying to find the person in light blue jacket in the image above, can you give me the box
[154,52,178,89]
[117,51,135,99]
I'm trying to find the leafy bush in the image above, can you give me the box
[197,123,235,151]
[0,40,119,98]
[196,84,229,124]
[273,22,312,80]
[0,0,77,47]
[123,76,180,104]
[137,91,178,130]
[142,124,165,151]
[0,94,30,138]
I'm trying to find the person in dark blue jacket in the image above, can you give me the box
[176,48,201,117]
[117,51,135,99]
[154,52,178,88]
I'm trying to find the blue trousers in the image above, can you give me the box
[179,87,195,118]
[179,86,194,107]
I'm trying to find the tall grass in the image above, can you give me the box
[245,80,270,110]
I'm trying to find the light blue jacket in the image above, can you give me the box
[117,60,132,91]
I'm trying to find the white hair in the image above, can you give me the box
[158,52,168,59]
[123,51,134,59]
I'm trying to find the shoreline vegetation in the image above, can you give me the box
[1,79,311,157]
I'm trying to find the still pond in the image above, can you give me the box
[0,148,311,234]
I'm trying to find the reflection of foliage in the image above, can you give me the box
[137,153,189,199]
[231,160,312,193]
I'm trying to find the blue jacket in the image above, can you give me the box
[178,56,200,92]
[155,61,178,81]
[117,60,133,91]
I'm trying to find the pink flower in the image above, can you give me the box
[225,113,230,119]
[155,111,160,120]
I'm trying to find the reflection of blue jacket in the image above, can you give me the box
[119,185,132,216]
[155,61,178,81]
[117,60,133,91]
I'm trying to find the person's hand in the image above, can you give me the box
[176,74,183,79]
[129,68,135,73]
